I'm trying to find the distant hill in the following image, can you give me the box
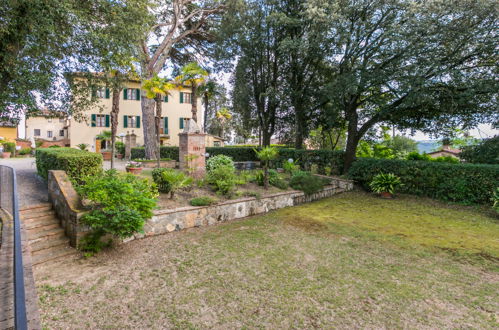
[417,141,439,153]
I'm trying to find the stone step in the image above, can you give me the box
[31,245,77,266]
[20,203,52,214]
[23,214,58,229]
[21,209,54,220]
[29,236,69,253]
[26,224,64,241]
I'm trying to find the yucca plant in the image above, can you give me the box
[369,173,403,197]
[255,146,279,189]
[158,169,193,199]
[492,187,499,213]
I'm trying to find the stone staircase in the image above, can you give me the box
[20,203,77,266]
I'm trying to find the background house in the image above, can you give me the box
[25,110,69,145]
[427,144,461,159]
[0,121,18,141]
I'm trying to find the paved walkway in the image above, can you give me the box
[0,158,48,208]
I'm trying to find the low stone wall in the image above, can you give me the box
[128,177,353,241]
[138,160,177,169]
[47,170,87,247]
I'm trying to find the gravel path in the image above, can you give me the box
[0,158,48,208]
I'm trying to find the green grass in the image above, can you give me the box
[37,191,499,329]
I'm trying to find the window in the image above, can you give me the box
[34,129,41,136]
[123,115,140,128]
[59,130,65,137]
[161,117,168,134]
[181,92,192,104]
[96,88,106,98]
[91,114,108,127]
[124,88,140,100]
[179,117,185,129]
[214,141,221,147]
[47,131,53,138]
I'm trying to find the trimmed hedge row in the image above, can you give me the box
[131,146,345,174]
[348,158,499,205]
[36,148,103,184]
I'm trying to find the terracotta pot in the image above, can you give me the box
[116,154,123,159]
[126,167,142,175]
[380,191,393,199]
[101,151,112,161]
[2,152,11,159]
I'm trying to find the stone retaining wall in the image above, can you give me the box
[128,177,353,241]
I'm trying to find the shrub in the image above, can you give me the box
[348,158,499,205]
[283,159,299,173]
[460,136,499,164]
[206,154,234,173]
[369,173,403,194]
[432,156,460,164]
[77,170,158,253]
[36,148,103,184]
[492,188,499,213]
[190,196,216,206]
[255,147,279,189]
[2,141,16,153]
[18,147,32,155]
[152,168,192,198]
[207,164,236,195]
[115,141,125,155]
[289,171,325,195]
[76,143,88,151]
[276,149,345,175]
[406,152,431,161]
[255,169,287,189]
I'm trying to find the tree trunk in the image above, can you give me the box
[155,96,162,168]
[191,84,198,122]
[203,93,209,132]
[110,88,120,169]
[141,95,157,159]
[262,129,272,146]
[294,102,305,149]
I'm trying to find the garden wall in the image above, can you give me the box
[129,178,353,241]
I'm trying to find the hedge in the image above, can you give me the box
[131,146,345,174]
[36,148,103,184]
[348,158,499,205]
[460,136,499,164]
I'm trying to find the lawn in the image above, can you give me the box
[35,191,499,329]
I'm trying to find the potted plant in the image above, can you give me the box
[2,142,16,158]
[369,173,403,198]
[125,161,143,174]
[96,131,112,160]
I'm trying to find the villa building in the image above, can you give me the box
[25,110,70,144]
[69,78,205,151]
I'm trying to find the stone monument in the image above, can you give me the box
[124,131,137,160]
[178,119,206,179]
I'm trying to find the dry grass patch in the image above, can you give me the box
[35,192,499,329]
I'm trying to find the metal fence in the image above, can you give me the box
[0,165,28,330]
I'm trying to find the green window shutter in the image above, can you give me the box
[105,115,110,127]
[91,89,97,98]
[179,92,184,103]
[164,95,168,102]
[105,88,110,99]
[164,117,168,134]
[179,117,184,129]
[91,114,96,127]
[123,115,128,128]
[136,116,140,128]
[123,88,128,100]
[136,89,141,100]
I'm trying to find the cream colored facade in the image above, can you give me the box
[205,134,225,147]
[69,80,202,150]
[25,113,69,141]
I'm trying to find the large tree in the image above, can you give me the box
[139,0,224,159]
[308,0,499,170]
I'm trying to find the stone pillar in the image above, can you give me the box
[179,119,206,179]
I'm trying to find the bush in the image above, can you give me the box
[460,136,499,164]
[492,188,499,213]
[369,173,403,194]
[18,147,32,155]
[289,171,325,195]
[207,164,236,195]
[130,146,345,174]
[115,141,125,155]
[190,196,216,206]
[432,156,460,164]
[206,154,234,173]
[36,148,103,184]
[283,159,299,173]
[131,146,179,160]
[152,168,192,198]
[77,170,158,253]
[254,169,287,189]
[348,158,499,205]
[406,152,431,161]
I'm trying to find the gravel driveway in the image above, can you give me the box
[0,157,48,208]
